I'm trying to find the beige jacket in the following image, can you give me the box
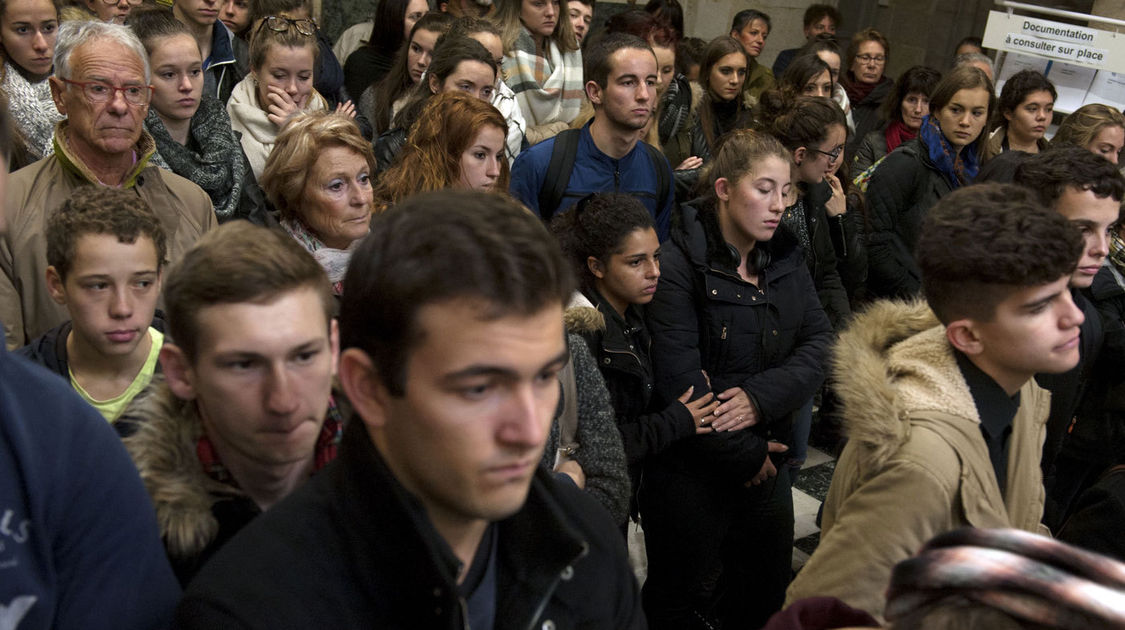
[1,123,216,348]
[785,299,1050,620]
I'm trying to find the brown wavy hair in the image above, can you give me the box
[374,91,509,207]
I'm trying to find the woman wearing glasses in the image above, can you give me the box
[1,0,63,164]
[60,0,139,24]
[227,16,351,178]
[129,9,268,224]
[841,28,893,154]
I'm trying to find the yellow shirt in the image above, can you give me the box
[71,328,164,424]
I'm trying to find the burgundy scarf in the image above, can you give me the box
[842,71,879,105]
[884,119,918,154]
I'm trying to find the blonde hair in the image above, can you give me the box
[700,128,790,200]
[493,0,578,54]
[248,19,318,72]
[1054,103,1125,150]
[260,112,377,222]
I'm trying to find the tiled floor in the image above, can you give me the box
[792,447,835,571]
[627,443,840,584]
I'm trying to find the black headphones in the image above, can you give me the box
[725,243,771,274]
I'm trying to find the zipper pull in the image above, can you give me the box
[721,325,728,340]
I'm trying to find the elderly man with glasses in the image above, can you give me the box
[0,20,215,350]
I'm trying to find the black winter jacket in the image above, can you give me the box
[17,313,167,437]
[568,295,696,510]
[793,180,852,330]
[16,311,167,379]
[645,201,833,483]
[373,126,407,174]
[865,137,952,299]
[844,74,893,156]
[173,420,645,629]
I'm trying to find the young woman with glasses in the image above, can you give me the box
[0,0,63,164]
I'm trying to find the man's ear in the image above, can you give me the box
[49,76,67,116]
[946,319,984,356]
[338,347,390,430]
[46,266,66,306]
[585,80,602,106]
[586,255,606,279]
[714,176,731,202]
[160,344,198,401]
[428,72,441,95]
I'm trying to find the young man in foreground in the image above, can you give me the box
[785,183,1086,619]
[123,222,342,584]
[173,191,644,628]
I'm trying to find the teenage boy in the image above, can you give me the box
[173,191,644,628]
[173,0,242,102]
[123,221,342,585]
[510,33,675,240]
[785,183,1086,620]
[17,188,166,430]
[568,0,594,44]
[771,4,840,76]
[0,94,181,630]
[1014,146,1125,527]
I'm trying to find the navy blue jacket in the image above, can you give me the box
[0,342,179,629]
[509,122,674,241]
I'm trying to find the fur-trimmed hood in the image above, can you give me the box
[122,377,245,560]
[833,298,982,474]
[564,295,604,337]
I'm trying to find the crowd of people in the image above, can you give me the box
[4,0,1125,627]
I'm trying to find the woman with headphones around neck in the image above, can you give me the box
[640,128,834,629]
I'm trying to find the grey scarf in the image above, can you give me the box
[145,96,245,219]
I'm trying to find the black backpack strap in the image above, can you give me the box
[643,141,670,213]
[538,128,581,223]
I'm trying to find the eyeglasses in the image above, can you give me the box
[812,145,843,162]
[856,54,885,64]
[100,0,143,5]
[255,15,317,37]
[60,78,152,106]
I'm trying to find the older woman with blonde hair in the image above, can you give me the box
[1053,103,1125,164]
[374,91,508,208]
[260,111,375,294]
